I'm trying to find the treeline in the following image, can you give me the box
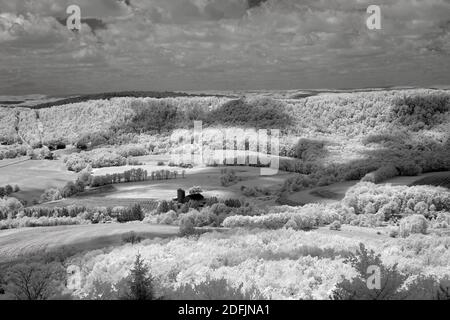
[40,167,185,203]
[22,204,144,223]
[64,144,156,172]
[23,91,211,109]
[0,185,20,197]
[90,168,185,187]
[0,203,145,229]
[64,149,129,172]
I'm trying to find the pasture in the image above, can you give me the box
[0,158,76,204]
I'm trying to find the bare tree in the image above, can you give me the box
[5,262,65,300]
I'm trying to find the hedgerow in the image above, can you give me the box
[0,216,87,229]
[0,203,144,229]
[222,204,341,230]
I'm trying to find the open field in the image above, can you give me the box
[0,222,179,263]
[0,155,295,207]
[0,159,76,203]
[89,165,296,203]
[38,197,159,210]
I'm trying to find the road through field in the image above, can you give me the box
[0,223,179,263]
[0,156,30,169]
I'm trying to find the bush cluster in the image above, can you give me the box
[331,243,450,300]
[0,197,24,220]
[398,215,428,238]
[164,278,262,300]
[343,182,450,219]
[293,139,326,161]
[0,144,28,160]
[146,198,257,230]
[0,184,19,197]
[219,169,240,187]
[241,186,271,197]
[430,212,450,229]
[64,148,128,172]
[361,164,399,184]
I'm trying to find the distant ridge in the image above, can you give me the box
[15,91,228,109]
[181,86,450,100]
[2,87,448,109]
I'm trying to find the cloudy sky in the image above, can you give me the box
[0,0,449,95]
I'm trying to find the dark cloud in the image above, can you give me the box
[248,0,268,9]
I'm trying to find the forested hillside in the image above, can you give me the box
[1,89,448,146]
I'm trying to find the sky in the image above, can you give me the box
[0,0,449,95]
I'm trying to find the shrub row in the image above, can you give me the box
[90,169,185,188]
[64,149,128,172]
[222,204,341,231]
[0,216,87,230]
[1,203,144,226]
